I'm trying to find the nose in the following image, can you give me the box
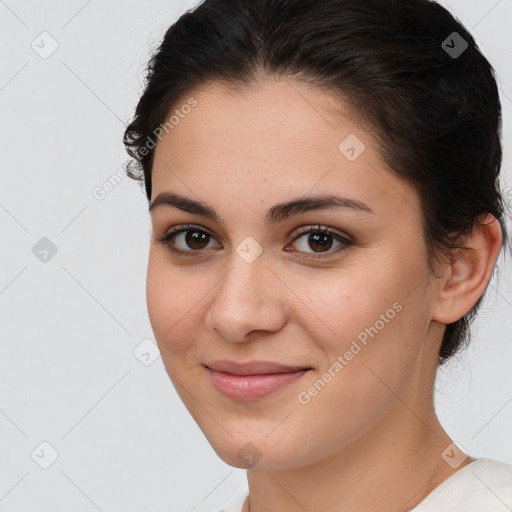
[205,255,287,342]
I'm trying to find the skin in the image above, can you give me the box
[146,77,503,512]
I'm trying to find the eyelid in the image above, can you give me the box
[291,224,353,243]
[155,223,354,258]
[153,223,220,250]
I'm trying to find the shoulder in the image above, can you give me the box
[215,490,249,512]
[412,457,512,511]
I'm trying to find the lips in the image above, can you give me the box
[204,360,313,401]
[204,359,312,375]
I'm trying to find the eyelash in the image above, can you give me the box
[153,223,354,259]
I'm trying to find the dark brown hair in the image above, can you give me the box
[123,0,509,366]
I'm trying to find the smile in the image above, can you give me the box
[206,368,311,401]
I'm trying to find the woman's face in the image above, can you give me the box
[147,78,443,469]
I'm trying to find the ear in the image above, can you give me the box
[432,214,503,324]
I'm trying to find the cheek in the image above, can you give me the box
[286,272,426,456]
[301,269,401,345]
[146,252,207,357]
[304,253,427,374]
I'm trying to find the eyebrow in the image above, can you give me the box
[149,191,375,226]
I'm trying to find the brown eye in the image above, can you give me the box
[289,226,354,258]
[183,230,211,250]
[155,224,220,254]
[304,232,334,252]
[154,223,353,259]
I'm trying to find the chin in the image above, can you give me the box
[204,431,309,471]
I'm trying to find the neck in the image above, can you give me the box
[243,405,472,512]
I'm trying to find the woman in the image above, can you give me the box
[123,0,512,510]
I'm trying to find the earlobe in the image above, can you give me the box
[432,214,503,324]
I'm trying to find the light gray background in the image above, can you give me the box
[0,1,511,511]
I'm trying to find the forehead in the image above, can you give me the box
[150,78,421,223]
[153,78,364,171]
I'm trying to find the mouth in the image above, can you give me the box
[204,360,313,401]
[204,359,313,375]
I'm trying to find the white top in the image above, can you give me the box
[217,458,512,512]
